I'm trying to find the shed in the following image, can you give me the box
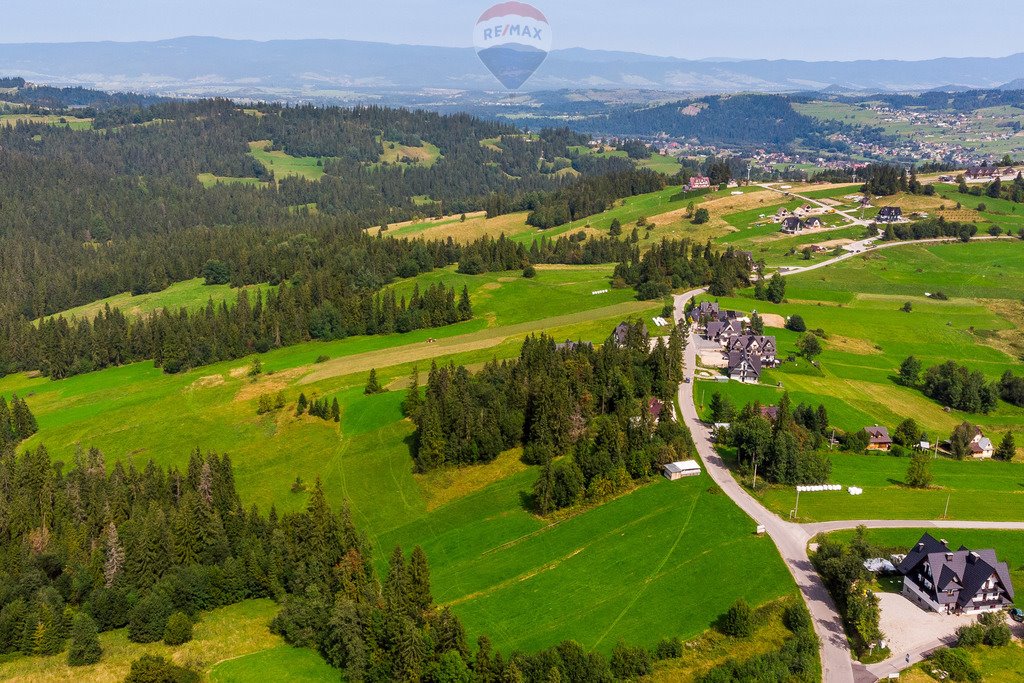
[663,460,701,481]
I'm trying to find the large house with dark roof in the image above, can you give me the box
[781,217,805,234]
[876,206,903,223]
[727,350,763,383]
[899,534,1015,615]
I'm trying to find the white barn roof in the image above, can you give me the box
[665,460,701,474]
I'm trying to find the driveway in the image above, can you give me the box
[865,592,976,681]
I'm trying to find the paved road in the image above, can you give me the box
[672,235,1024,682]
[674,288,856,683]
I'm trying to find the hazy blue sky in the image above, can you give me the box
[3,0,1022,61]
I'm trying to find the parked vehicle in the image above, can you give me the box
[1010,607,1024,623]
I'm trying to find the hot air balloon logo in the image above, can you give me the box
[473,2,552,90]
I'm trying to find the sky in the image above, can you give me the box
[2,0,1022,62]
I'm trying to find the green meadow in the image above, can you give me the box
[568,145,682,175]
[211,645,336,682]
[786,240,1024,301]
[696,238,1024,523]
[376,137,442,168]
[2,262,796,656]
[197,172,270,188]
[0,113,93,130]
[248,140,326,181]
[0,599,283,682]
[42,278,276,322]
[741,450,1024,522]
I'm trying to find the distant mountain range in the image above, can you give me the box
[2,36,1024,99]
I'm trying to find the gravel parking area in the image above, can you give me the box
[877,592,976,657]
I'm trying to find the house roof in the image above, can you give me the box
[664,460,701,474]
[864,426,892,444]
[782,217,803,230]
[648,398,664,420]
[899,533,1015,607]
[970,437,993,454]
[760,405,779,421]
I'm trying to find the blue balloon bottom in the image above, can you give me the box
[476,45,548,90]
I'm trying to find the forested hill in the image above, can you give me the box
[0,92,648,319]
[0,77,165,111]
[0,88,696,380]
[572,94,861,150]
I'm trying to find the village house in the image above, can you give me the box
[647,397,669,423]
[864,426,893,451]
[690,300,721,324]
[688,176,711,191]
[781,217,804,234]
[613,321,648,347]
[727,350,763,384]
[555,339,592,352]
[965,166,1003,181]
[759,405,779,422]
[803,216,822,229]
[725,335,778,365]
[968,427,994,459]
[663,460,702,480]
[899,534,1015,615]
[705,318,744,344]
[876,206,903,223]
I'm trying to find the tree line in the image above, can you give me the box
[880,217,978,242]
[0,445,370,666]
[406,329,693,514]
[5,279,471,380]
[714,392,833,486]
[899,358,999,415]
[525,169,666,228]
[614,239,753,300]
[0,396,37,448]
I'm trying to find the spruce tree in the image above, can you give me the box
[403,367,422,418]
[67,612,102,666]
[163,612,193,645]
[10,396,37,441]
[457,286,473,321]
[103,522,124,588]
[0,397,12,444]
[408,546,433,616]
[296,393,308,415]
[995,432,1015,461]
[365,369,383,395]
[331,398,340,423]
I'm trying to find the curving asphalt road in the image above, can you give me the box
[671,235,1024,682]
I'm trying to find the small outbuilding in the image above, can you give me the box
[663,460,702,480]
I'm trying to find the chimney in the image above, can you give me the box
[940,539,948,547]
[945,553,954,561]
[917,543,925,551]
[968,552,979,563]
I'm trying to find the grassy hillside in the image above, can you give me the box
[2,261,797,657]
[43,278,276,322]
[248,140,325,181]
[0,600,282,683]
[696,239,1024,523]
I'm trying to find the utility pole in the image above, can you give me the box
[752,460,758,490]
[830,428,836,451]
[942,494,951,520]
[793,487,801,520]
